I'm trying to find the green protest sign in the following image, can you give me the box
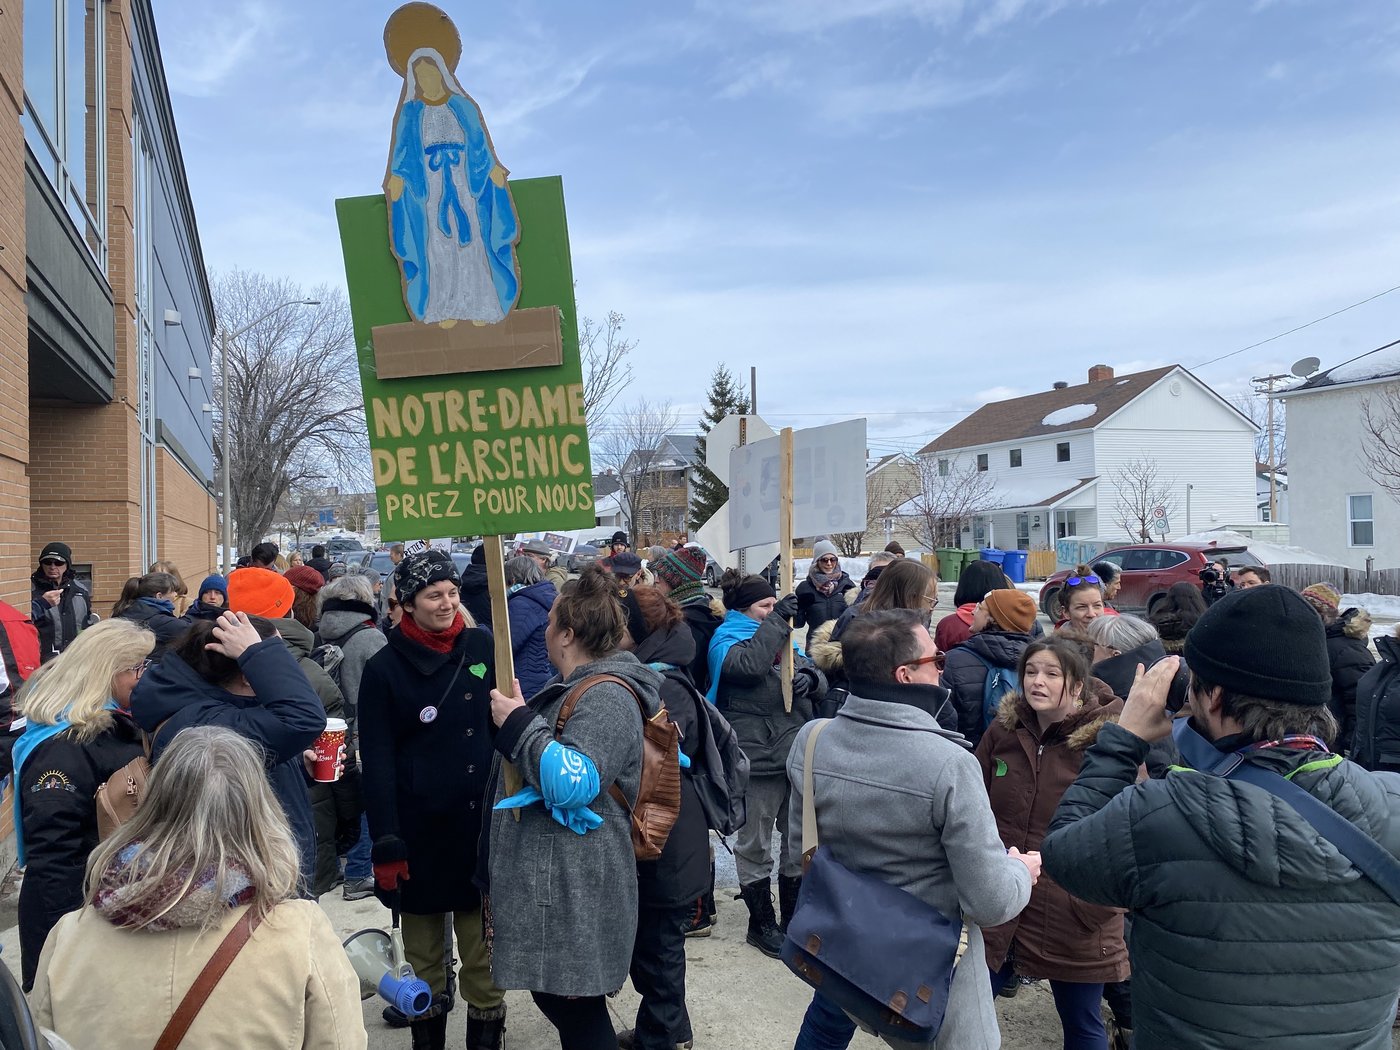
[335,176,594,541]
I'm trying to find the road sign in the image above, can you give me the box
[1153,516,1170,534]
[706,414,775,486]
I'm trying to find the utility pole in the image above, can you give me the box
[1252,372,1289,524]
[750,366,757,414]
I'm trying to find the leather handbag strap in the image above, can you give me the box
[154,908,263,1050]
[801,719,833,868]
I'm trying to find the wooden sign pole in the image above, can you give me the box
[779,427,794,713]
[483,537,523,805]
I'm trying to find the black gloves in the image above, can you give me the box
[774,593,800,621]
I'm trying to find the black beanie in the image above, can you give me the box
[395,550,461,608]
[1184,585,1332,706]
[39,541,72,565]
[723,574,777,612]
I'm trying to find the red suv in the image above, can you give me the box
[1038,542,1266,616]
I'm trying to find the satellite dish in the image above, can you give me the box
[1291,356,1320,378]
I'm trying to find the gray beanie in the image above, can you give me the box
[811,540,839,564]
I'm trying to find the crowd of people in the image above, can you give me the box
[4,534,1400,1049]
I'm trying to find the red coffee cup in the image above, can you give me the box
[312,718,347,783]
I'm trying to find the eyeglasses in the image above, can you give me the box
[124,659,150,678]
[40,558,67,567]
[901,653,945,672]
[1065,574,1101,587]
[922,593,940,608]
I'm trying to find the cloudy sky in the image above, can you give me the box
[153,0,1400,457]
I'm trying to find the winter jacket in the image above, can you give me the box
[358,622,496,915]
[275,617,346,719]
[634,624,710,908]
[1043,719,1400,1050]
[1325,611,1375,753]
[715,611,825,776]
[115,600,192,658]
[679,597,723,696]
[1092,638,1180,778]
[794,573,856,631]
[1354,629,1400,770]
[307,556,333,581]
[29,570,93,663]
[507,580,557,699]
[16,712,144,989]
[934,605,976,654]
[130,639,326,883]
[315,600,387,731]
[787,681,1032,1050]
[460,561,493,628]
[31,901,366,1050]
[975,691,1128,983]
[186,599,224,622]
[487,653,658,995]
[943,629,1033,746]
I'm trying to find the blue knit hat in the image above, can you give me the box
[197,574,228,599]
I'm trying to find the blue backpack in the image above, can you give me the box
[965,651,1017,731]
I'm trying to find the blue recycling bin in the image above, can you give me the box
[979,547,1005,567]
[1001,549,1029,583]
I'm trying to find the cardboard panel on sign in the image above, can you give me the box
[705,414,775,486]
[728,419,868,551]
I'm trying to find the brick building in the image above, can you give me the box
[4,0,216,610]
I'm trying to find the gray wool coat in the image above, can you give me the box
[788,687,1033,1050]
[317,606,387,746]
[487,652,661,996]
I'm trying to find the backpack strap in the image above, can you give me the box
[554,673,645,810]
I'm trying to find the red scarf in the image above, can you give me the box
[398,610,467,653]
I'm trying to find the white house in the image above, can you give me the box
[1256,463,1289,524]
[1281,347,1400,570]
[915,364,1258,550]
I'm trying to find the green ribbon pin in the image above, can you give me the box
[994,758,1008,778]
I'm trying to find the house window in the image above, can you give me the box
[976,453,988,472]
[938,458,949,477]
[1009,448,1022,468]
[1016,513,1030,549]
[1057,511,1078,539]
[23,0,108,269]
[1349,494,1375,547]
[1056,442,1071,463]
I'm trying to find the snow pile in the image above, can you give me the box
[1345,593,1400,621]
[1041,404,1098,427]
[1321,345,1400,386]
[1176,530,1334,566]
[1016,581,1045,595]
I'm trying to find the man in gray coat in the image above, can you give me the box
[787,609,1039,1050]
[1043,584,1400,1050]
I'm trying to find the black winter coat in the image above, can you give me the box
[130,639,327,883]
[1354,631,1400,770]
[794,574,856,631]
[16,712,143,989]
[460,563,494,628]
[633,623,710,908]
[29,571,93,663]
[942,629,1032,745]
[680,599,723,696]
[1091,638,1177,778]
[115,600,193,658]
[1325,615,1374,753]
[358,623,496,914]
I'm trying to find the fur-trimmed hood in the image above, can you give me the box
[807,619,843,674]
[1341,607,1373,641]
[993,677,1122,751]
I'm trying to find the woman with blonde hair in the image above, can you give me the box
[30,725,367,1049]
[11,619,155,990]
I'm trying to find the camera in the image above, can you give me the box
[1150,655,1192,714]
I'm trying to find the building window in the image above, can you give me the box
[1016,513,1030,549]
[1009,448,1022,468]
[1056,442,1071,462]
[1349,494,1374,547]
[1057,511,1078,539]
[937,458,949,477]
[976,453,988,472]
[22,0,107,269]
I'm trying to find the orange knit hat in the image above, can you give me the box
[226,566,295,618]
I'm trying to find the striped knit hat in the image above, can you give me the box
[654,547,706,588]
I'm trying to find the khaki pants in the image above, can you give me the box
[400,909,503,1009]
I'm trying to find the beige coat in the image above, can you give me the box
[30,900,366,1050]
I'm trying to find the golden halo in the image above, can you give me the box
[384,2,462,76]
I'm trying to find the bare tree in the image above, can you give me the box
[212,270,368,553]
[595,398,681,542]
[901,456,998,550]
[1360,387,1400,502]
[275,481,326,552]
[1110,456,1181,541]
[580,311,637,421]
[1231,392,1286,469]
[832,459,922,555]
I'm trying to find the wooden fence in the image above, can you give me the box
[1268,563,1400,597]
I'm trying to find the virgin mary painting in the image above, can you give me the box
[384,4,520,326]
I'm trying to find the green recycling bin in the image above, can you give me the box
[935,548,962,582]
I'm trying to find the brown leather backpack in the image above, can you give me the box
[555,673,681,861]
[94,720,166,841]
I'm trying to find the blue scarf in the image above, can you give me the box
[12,701,119,865]
[705,610,762,704]
[138,596,175,615]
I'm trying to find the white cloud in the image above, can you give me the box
[161,2,279,97]
[818,67,1023,122]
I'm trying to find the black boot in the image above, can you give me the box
[466,1003,506,1049]
[740,879,784,958]
[706,854,717,922]
[777,874,802,934]
[410,1011,449,1050]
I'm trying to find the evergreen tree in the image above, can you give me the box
[689,365,751,532]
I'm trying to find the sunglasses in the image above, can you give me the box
[40,558,67,567]
[901,653,945,672]
[1065,574,1101,587]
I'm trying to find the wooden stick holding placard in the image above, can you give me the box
[780,427,794,713]
[483,538,524,809]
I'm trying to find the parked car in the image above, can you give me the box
[1038,542,1266,616]
[335,550,374,571]
[327,536,364,555]
[568,543,601,573]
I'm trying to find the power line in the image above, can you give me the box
[1191,282,1400,369]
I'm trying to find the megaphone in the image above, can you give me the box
[342,927,432,1018]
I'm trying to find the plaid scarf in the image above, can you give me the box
[93,842,255,931]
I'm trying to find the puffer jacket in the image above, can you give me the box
[943,629,1032,745]
[975,691,1128,983]
[115,600,192,658]
[794,573,855,631]
[507,580,557,699]
[1326,610,1375,753]
[1354,629,1400,770]
[1043,719,1400,1050]
[715,612,825,776]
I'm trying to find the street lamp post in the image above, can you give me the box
[221,298,320,573]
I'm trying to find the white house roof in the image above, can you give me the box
[1283,341,1400,397]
